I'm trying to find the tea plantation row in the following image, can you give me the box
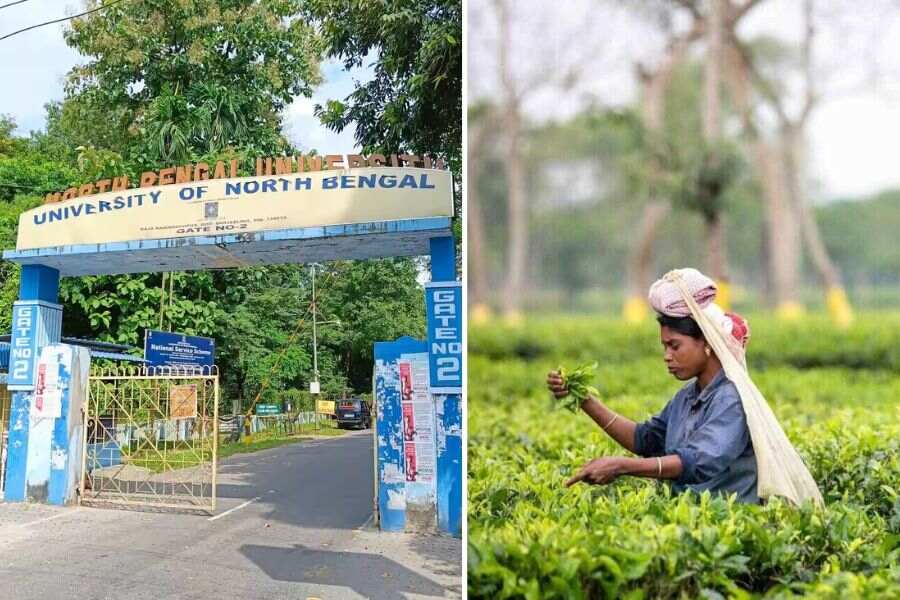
[468,314,900,598]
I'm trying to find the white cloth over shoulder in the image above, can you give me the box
[649,268,824,507]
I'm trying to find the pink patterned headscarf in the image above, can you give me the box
[648,268,717,317]
[648,268,750,366]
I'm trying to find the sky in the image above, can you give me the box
[468,0,900,202]
[0,0,361,152]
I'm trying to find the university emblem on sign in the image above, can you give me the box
[204,202,218,218]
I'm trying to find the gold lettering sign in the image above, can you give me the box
[18,167,453,251]
[44,154,448,205]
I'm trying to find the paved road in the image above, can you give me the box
[0,431,461,599]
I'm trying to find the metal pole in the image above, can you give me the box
[312,264,318,383]
[312,264,319,432]
[158,272,166,329]
[168,271,175,331]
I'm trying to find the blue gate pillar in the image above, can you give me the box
[426,236,462,537]
[373,337,429,531]
[6,265,64,502]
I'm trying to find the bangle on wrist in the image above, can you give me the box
[656,456,663,478]
[602,413,619,431]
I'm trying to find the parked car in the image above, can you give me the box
[336,398,371,429]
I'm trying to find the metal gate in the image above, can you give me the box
[81,366,219,511]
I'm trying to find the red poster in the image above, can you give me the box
[404,443,418,481]
[399,362,413,402]
[402,403,415,441]
[34,364,46,412]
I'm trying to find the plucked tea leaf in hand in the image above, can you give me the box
[554,362,600,411]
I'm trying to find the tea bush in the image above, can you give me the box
[468,313,900,598]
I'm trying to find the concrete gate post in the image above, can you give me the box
[426,237,462,537]
[5,265,64,502]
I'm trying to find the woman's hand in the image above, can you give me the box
[566,457,625,487]
[546,370,568,398]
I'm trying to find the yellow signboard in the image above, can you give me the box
[169,384,198,419]
[16,167,453,251]
[317,400,335,415]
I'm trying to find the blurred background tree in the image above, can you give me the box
[468,0,899,323]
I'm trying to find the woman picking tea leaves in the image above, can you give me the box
[548,268,823,506]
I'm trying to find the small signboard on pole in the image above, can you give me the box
[317,400,335,415]
[169,384,198,419]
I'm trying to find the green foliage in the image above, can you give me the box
[310,0,461,169]
[310,0,462,262]
[468,314,900,598]
[60,0,322,165]
[470,313,900,371]
[318,259,427,388]
[0,115,80,201]
[817,189,900,287]
[59,273,223,344]
[0,4,434,407]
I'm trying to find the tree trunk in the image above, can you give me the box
[703,0,729,296]
[624,201,670,321]
[467,122,492,323]
[496,0,526,322]
[783,126,853,325]
[705,213,727,283]
[622,21,702,321]
[723,40,803,315]
[501,111,527,320]
[755,141,803,315]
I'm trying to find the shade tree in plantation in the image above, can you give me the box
[469,0,623,321]
[724,0,865,325]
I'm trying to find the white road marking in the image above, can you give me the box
[207,496,262,522]
[20,508,81,528]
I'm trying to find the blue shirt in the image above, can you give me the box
[633,369,759,504]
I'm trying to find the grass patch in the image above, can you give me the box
[121,421,357,470]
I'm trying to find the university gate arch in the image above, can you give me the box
[1,158,462,536]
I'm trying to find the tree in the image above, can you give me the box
[473,0,612,320]
[0,2,432,403]
[310,0,463,268]
[310,0,461,171]
[466,103,495,322]
[623,10,706,322]
[61,0,322,165]
[317,259,426,391]
[701,0,729,288]
[726,0,854,325]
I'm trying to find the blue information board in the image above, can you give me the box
[424,281,462,394]
[144,329,215,369]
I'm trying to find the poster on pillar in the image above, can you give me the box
[32,357,63,419]
[424,281,462,394]
[398,354,436,491]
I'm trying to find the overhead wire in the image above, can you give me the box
[0,0,126,42]
[242,268,340,429]
[0,0,33,11]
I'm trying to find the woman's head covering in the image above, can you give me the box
[648,268,750,367]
